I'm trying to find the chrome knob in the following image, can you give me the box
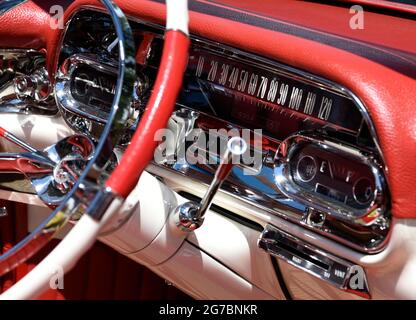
[174,136,248,232]
[14,75,35,98]
[14,67,50,101]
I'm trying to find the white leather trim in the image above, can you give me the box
[186,208,285,299]
[146,164,416,299]
[0,114,73,152]
[154,242,275,300]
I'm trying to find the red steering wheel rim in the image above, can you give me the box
[106,30,190,198]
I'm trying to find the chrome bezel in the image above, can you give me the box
[258,224,370,299]
[274,134,386,226]
[0,49,57,115]
[295,155,318,183]
[55,53,118,124]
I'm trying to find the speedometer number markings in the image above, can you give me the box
[318,97,333,121]
[288,87,303,110]
[187,50,363,136]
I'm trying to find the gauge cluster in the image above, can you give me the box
[274,134,386,226]
[292,145,376,208]
[182,47,364,140]
[55,9,390,253]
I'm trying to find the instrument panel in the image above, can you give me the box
[292,145,375,208]
[183,46,364,140]
[55,9,389,253]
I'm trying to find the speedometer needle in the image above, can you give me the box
[197,79,217,116]
[107,37,119,53]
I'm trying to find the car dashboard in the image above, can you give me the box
[0,0,415,300]
[48,7,390,298]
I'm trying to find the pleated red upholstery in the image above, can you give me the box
[0,202,190,300]
[0,201,30,294]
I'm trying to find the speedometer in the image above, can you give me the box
[179,46,364,141]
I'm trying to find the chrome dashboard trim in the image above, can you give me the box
[186,39,383,159]
[55,53,119,124]
[274,134,387,226]
[0,49,57,116]
[258,224,370,299]
[68,6,384,155]
[58,8,390,253]
[150,106,389,253]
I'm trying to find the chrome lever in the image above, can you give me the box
[0,132,94,206]
[0,152,55,174]
[0,126,56,167]
[173,136,247,232]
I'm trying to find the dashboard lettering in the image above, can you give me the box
[218,63,230,85]
[228,67,239,89]
[207,60,218,82]
[276,83,289,105]
[304,92,316,115]
[196,56,204,77]
[257,76,268,99]
[292,256,302,264]
[318,97,333,121]
[187,51,363,134]
[334,269,346,278]
[247,73,258,95]
[237,69,248,92]
[288,87,303,110]
[267,78,279,102]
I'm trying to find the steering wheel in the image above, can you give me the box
[0,0,189,299]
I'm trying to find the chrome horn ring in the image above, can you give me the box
[0,0,136,277]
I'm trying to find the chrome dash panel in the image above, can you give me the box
[57,9,390,254]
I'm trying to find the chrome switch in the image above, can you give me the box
[258,224,371,299]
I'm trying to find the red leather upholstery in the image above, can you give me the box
[0,1,48,49]
[203,0,416,55]
[0,201,28,294]
[0,0,414,218]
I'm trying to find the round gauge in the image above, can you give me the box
[353,177,376,205]
[296,155,317,182]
